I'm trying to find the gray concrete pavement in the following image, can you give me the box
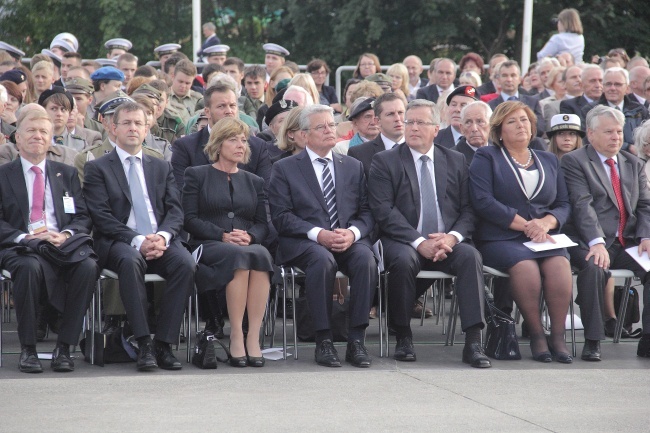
[1,311,649,433]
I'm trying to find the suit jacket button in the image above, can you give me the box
[227,212,235,219]
[80,251,85,256]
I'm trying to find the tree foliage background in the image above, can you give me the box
[0,0,648,68]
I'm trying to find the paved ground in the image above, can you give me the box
[1,301,648,433]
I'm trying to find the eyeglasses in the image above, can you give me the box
[117,120,145,128]
[305,122,338,132]
[604,82,625,88]
[404,120,436,127]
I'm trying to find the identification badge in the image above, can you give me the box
[63,195,75,214]
[28,219,47,234]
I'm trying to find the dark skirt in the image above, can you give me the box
[476,234,569,271]
[192,240,274,293]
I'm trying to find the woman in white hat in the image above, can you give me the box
[547,113,584,159]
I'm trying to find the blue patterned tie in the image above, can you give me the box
[316,158,339,230]
[419,155,439,236]
[127,156,154,235]
[508,95,519,101]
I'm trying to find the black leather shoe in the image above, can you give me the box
[51,343,74,372]
[462,342,491,368]
[246,355,265,367]
[19,346,43,373]
[315,339,341,367]
[137,340,158,371]
[547,340,573,364]
[155,342,182,370]
[394,336,416,362]
[102,315,121,335]
[581,339,601,361]
[345,340,371,368]
[205,317,225,339]
[637,335,650,357]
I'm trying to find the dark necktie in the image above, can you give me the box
[508,95,519,101]
[605,158,628,246]
[30,166,45,224]
[127,156,154,235]
[316,157,339,230]
[419,155,439,236]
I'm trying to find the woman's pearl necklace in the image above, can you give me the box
[512,150,532,168]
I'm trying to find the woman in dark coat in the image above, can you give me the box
[183,117,273,367]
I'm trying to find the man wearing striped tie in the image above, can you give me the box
[270,104,377,368]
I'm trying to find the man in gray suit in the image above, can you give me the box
[368,99,489,368]
[562,105,650,361]
[269,104,377,368]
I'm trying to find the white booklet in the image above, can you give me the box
[523,234,577,252]
[625,246,650,272]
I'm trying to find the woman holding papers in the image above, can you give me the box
[469,101,574,363]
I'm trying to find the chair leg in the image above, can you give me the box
[377,269,384,358]
[613,277,632,343]
[382,271,390,357]
[291,268,298,360]
[445,280,459,346]
[280,268,287,360]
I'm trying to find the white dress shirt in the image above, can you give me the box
[304,147,361,243]
[380,133,404,151]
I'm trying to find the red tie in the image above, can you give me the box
[605,158,627,246]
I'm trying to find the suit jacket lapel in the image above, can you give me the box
[433,147,447,217]
[586,146,618,208]
[108,150,133,206]
[400,145,420,219]
[8,159,29,226]
[45,161,64,229]
[332,152,346,220]
[142,154,157,215]
[297,151,327,211]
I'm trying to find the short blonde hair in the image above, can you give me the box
[386,63,409,96]
[204,117,251,163]
[489,101,537,147]
[17,104,50,129]
[277,106,304,152]
[32,60,54,76]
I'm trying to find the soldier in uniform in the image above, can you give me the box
[202,45,230,66]
[154,44,181,73]
[0,41,25,63]
[168,59,203,122]
[150,79,186,144]
[262,43,290,82]
[38,87,89,152]
[89,67,125,120]
[104,38,132,59]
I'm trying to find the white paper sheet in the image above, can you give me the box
[625,246,650,272]
[524,234,577,252]
[261,347,290,360]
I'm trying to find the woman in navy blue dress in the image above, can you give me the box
[469,101,574,363]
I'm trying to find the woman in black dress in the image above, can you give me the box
[183,117,273,367]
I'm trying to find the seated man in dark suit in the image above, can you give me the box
[416,58,456,103]
[477,53,508,96]
[368,99,489,368]
[562,105,650,361]
[269,104,377,368]
[171,82,271,191]
[0,107,98,373]
[84,101,196,371]
[487,60,545,136]
[348,92,406,180]
[453,100,492,165]
[434,85,479,149]
[559,65,603,129]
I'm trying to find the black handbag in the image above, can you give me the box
[614,286,642,338]
[484,300,521,360]
[191,331,231,369]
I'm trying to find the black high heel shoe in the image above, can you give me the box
[228,342,247,368]
[530,337,552,363]
[245,343,265,367]
[547,338,573,364]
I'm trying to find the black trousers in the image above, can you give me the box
[105,241,195,344]
[289,242,377,334]
[382,238,485,332]
[570,240,650,340]
[3,252,97,347]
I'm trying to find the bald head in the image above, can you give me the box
[629,66,650,97]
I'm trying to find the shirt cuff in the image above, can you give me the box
[307,227,323,243]
[348,226,361,242]
[62,229,74,238]
[588,237,605,247]
[157,231,172,247]
[131,235,145,251]
[449,231,464,244]
[14,233,27,243]
[410,236,426,250]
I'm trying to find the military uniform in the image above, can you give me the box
[240,95,264,119]
[156,108,186,144]
[55,130,90,153]
[0,142,78,166]
[144,132,172,161]
[169,90,203,122]
[71,127,102,147]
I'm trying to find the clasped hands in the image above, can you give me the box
[417,233,457,262]
[317,228,355,253]
[222,229,252,246]
[523,218,555,243]
[25,231,69,247]
[140,233,167,260]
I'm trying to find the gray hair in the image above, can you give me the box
[406,99,441,125]
[604,66,630,85]
[207,72,238,92]
[202,22,216,31]
[581,64,603,81]
[634,120,650,154]
[284,85,314,106]
[298,104,334,130]
[586,105,625,131]
[537,57,561,73]
[460,100,492,122]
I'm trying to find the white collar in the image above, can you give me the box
[115,145,143,164]
[306,146,333,162]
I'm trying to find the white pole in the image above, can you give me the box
[521,0,533,73]
[192,0,201,63]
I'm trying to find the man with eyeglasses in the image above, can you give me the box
[269,104,377,368]
[581,67,649,154]
[368,99,490,368]
[84,101,195,371]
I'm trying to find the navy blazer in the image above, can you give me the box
[348,134,390,180]
[368,143,475,245]
[433,126,457,149]
[415,85,441,103]
[171,126,272,192]
[469,145,570,242]
[269,149,374,265]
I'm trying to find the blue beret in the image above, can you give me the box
[90,66,125,82]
